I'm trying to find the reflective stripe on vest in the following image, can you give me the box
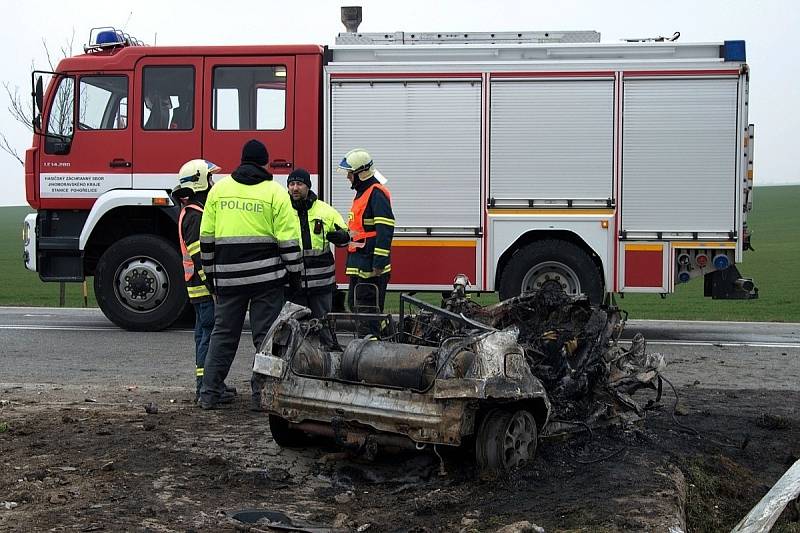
[347,183,391,253]
[178,204,204,282]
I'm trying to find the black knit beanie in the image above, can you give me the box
[287,168,312,188]
[241,139,269,166]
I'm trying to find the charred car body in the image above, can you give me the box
[253,276,664,473]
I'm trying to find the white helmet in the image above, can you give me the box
[338,148,375,181]
[173,159,220,196]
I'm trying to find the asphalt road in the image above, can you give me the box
[2,306,798,343]
[1,306,799,393]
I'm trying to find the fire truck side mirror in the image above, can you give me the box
[35,76,43,114]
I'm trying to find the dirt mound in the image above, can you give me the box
[2,386,799,531]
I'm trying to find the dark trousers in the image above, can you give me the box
[200,285,284,405]
[290,288,335,346]
[347,273,390,337]
[290,288,333,320]
[193,299,215,395]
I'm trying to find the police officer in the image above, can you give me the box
[338,148,395,338]
[172,159,236,403]
[198,140,302,410]
[286,168,349,346]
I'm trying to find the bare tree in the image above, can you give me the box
[1,32,75,165]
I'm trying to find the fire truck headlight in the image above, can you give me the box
[22,220,30,246]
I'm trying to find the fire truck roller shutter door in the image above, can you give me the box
[93,234,188,331]
[498,239,604,303]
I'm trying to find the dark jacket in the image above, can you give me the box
[291,191,348,293]
[346,176,395,278]
[180,194,212,302]
[199,163,302,295]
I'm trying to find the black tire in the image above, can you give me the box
[268,415,313,448]
[173,303,197,329]
[475,408,538,474]
[498,239,604,302]
[94,234,188,332]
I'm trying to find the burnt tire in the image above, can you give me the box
[94,234,188,332]
[269,415,313,448]
[475,408,538,475]
[498,239,604,303]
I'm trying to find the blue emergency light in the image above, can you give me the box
[84,27,145,53]
[722,40,746,61]
[96,30,123,46]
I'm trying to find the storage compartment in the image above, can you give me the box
[329,80,482,230]
[621,77,739,236]
[489,79,614,206]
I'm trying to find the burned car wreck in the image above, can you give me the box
[253,276,665,474]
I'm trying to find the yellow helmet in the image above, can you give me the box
[338,148,375,181]
[173,159,220,196]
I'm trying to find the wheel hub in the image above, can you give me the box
[114,257,170,312]
[127,269,155,298]
[522,261,581,296]
[476,409,538,474]
[502,411,537,470]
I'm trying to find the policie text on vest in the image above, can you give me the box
[218,200,265,213]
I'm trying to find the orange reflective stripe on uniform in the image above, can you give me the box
[178,204,205,282]
[347,183,392,253]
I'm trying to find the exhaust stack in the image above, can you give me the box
[341,6,362,33]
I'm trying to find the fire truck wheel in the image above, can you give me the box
[499,239,604,302]
[94,234,188,332]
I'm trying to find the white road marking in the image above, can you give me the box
[622,340,800,349]
[0,324,795,348]
[0,325,122,332]
[0,324,226,334]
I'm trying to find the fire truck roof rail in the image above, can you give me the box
[84,27,146,53]
[335,30,601,46]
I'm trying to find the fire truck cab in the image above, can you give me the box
[23,18,757,331]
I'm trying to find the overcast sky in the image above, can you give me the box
[1,0,798,206]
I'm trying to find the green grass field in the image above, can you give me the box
[0,205,96,307]
[2,184,798,321]
[617,185,799,322]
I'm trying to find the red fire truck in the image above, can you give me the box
[22,9,757,331]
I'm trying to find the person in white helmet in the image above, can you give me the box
[172,159,236,403]
[338,148,395,338]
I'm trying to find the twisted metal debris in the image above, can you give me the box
[402,278,665,424]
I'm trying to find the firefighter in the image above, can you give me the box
[171,159,236,403]
[198,140,302,410]
[338,148,395,338]
[285,168,349,346]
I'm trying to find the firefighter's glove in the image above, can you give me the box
[326,228,351,246]
[288,271,303,293]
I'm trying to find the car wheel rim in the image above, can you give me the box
[113,256,170,313]
[522,261,581,295]
[502,411,536,470]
